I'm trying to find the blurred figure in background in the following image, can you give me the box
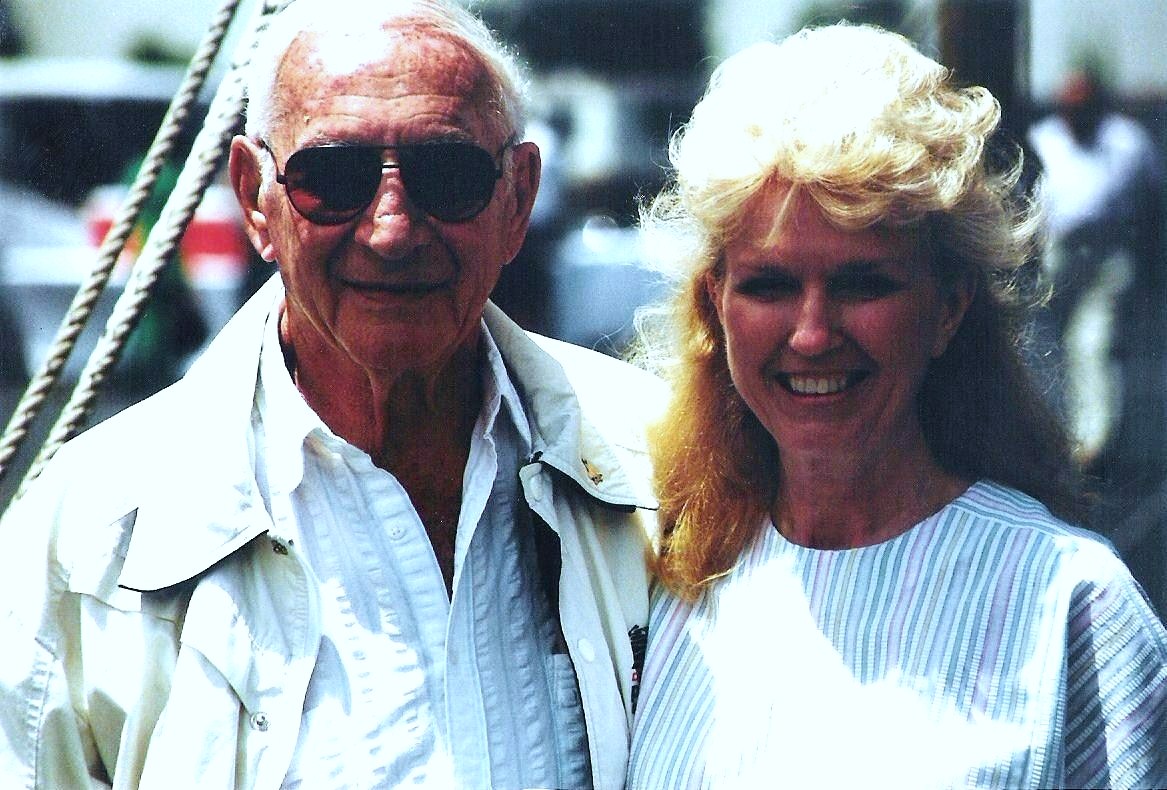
[1028,64,1166,483]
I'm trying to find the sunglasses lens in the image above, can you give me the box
[277,142,502,225]
[283,146,383,225]
[401,142,500,222]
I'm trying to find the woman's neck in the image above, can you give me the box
[773,434,971,550]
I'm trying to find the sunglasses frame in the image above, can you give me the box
[258,138,513,225]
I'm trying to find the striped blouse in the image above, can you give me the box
[628,481,1167,789]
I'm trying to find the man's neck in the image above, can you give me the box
[281,311,486,595]
[279,307,485,469]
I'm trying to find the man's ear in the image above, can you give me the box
[501,140,541,264]
[932,271,976,358]
[229,136,277,263]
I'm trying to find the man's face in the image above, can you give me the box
[234,24,539,379]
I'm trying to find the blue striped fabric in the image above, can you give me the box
[628,481,1167,789]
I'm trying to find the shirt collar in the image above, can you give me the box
[481,315,533,453]
[255,300,325,497]
[482,302,659,510]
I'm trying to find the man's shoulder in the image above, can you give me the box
[22,281,275,515]
[529,332,665,392]
[525,333,668,442]
[485,304,667,442]
[15,384,197,516]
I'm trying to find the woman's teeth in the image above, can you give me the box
[786,374,851,395]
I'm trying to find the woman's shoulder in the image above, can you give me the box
[953,480,1102,541]
[951,480,1137,585]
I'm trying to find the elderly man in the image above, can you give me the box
[0,1,661,787]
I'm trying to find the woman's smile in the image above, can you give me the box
[777,370,870,396]
[712,183,970,464]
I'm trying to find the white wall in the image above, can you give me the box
[704,0,1166,101]
[9,0,1166,101]
[8,0,262,60]
[1029,0,1167,101]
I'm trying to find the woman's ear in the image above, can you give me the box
[704,269,724,323]
[229,136,277,263]
[932,271,976,358]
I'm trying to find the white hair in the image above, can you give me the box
[242,0,529,142]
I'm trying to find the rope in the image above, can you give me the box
[0,0,245,485]
[7,0,287,498]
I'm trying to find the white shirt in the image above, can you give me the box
[629,481,1167,789]
[251,305,591,789]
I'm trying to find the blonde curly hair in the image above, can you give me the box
[637,23,1082,599]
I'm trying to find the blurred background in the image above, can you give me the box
[0,0,1164,616]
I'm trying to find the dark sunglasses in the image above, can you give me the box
[260,139,510,225]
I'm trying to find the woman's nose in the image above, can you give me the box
[788,291,839,356]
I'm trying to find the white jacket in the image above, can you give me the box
[0,279,663,789]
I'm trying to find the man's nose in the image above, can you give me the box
[357,174,427,255]
[788,291,839,356]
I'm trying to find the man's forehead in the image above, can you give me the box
[287,23,487,93]
[269,23,497,145]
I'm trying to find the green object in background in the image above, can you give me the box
[116,160,209,393]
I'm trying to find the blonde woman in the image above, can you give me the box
[628,24,1167,789]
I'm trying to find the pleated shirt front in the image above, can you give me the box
[252,308,590,789]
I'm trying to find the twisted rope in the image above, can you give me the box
[0,0,245,484]
[7,0,286,497]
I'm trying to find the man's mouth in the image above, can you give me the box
[779,371,869,395]
[332,255,455,296]
[339,277,449,295]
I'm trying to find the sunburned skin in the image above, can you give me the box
[229,17,541,587]
[711,182,975,548]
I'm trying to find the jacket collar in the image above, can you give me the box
[118,276,281,592]
[484,301,657,511]
[119,281,655,592]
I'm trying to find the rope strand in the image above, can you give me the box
[0,0,247,485]
[3,0,287,500]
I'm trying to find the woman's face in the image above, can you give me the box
[710,186,971,468]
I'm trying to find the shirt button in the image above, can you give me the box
[270,539,288,555]
[577,638,596,663]
[249,712,270,731]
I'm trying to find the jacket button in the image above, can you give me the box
[250,712,270,731]
[577,638,596,663]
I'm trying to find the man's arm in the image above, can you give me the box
[0,473,113,788]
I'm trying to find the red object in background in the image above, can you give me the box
[84,184,248,283]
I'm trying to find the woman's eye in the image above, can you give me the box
[736,275,798,299]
